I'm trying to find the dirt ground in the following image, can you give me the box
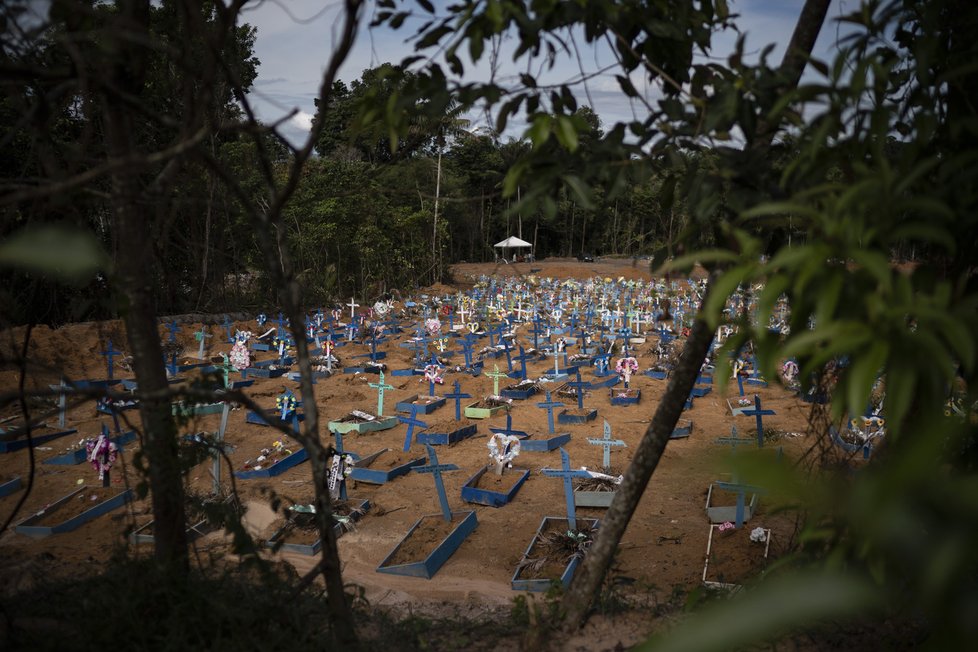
[0,256,818,648]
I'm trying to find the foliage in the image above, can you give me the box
[374,0,978,646]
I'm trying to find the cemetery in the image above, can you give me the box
[0,258,831,614]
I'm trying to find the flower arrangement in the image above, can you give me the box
[86,434,118,481]
[615,356,639,387]
[487,433,521,468]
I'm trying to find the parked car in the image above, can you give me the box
[577,252,595,262]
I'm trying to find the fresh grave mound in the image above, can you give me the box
[30,486,124,525]
[383,516,459,567]
[705,527,770,586]
[274,500,367,545]
[474,468,523,490]
[517,520,596,581]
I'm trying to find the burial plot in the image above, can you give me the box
[512,448,599,591]
[557,370,598,424]
[376,445,478,579]
[348,447,426,485]
[461,432,529,507]
[17,438,131,538]
[235,439,309,479]
[43,425,136,466]
[702,524,772,590]
[609,356,641,405]
[576,421,626,508]
[465,365,512,419]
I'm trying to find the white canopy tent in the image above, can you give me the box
[493,236,533,262]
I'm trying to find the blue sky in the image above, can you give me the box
[243,0,858,146]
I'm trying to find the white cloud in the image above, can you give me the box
[289,110,315,132]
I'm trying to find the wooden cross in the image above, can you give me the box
[541,447,590,530]
[567,368,589,410]
[587,420,626,469]
[714,480,765,528]
[514,347,532,381]
[368,371,394,416]
[397,406,428,452]
[166,321,180,342]
[101,340,120,380]
[414,444,459,522]
[221,315,234,343]
[536,391,564,435]
[443,380,471,421]
[347,297,360,320]
[741,394,776,447]
[489,412,529,439]
[194,326,212,360]
[484,364,508,396]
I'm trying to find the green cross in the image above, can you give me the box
[368,371,394,416]
[484,364,508,396]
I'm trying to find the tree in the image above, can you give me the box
[379,0,978,645]
[0,0,366,645]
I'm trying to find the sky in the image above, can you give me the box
[242,0,859,147]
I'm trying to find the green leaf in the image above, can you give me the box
[846,341,887,418]
[555,115,579,152]
[0,225,110,284]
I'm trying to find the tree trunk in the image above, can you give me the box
[100,0,188,573]
[561,0,832,627]
[433,148,442,282]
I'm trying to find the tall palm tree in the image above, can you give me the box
[415,100,471,281]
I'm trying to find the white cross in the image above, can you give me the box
[458,302,469,326]
[347,297,360,320]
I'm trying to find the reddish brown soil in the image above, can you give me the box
[382,514,460,567]
[0,257,818,648]
[703,526,770,586]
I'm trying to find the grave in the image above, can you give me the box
[576,421,626,508]
[705,480,761,528]
[265,498,372,555]
[327,409,397,435]
[376,445,478,579]
[557,371,598,424]
[15,485,133,538]
[348,448,426,484]
[702,524,772,590]
[512,448,599,591]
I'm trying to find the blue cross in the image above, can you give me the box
[490,413,529,439]
[541,448,590,531]
[275,312,288,331]
[514,347,532,381]
[166,321,180,343]
[460,339,475,368]
[536,391,564,435]
[443,380,471,421]
[101,339,120,380]
[567,368,589,410]
[741,394,776,447]
[714,480,765,528]
[737,373,746,397]
[593,352,612,377]
[587,420,626,469]
[397,406,429,452]
[414,444,459,522]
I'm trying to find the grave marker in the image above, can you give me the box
[397,406,428,452]
[587,420,626,470]
[541,448,590,530]
[368,371,394,416]
[414,445,458,522]
[536,391,564,435]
